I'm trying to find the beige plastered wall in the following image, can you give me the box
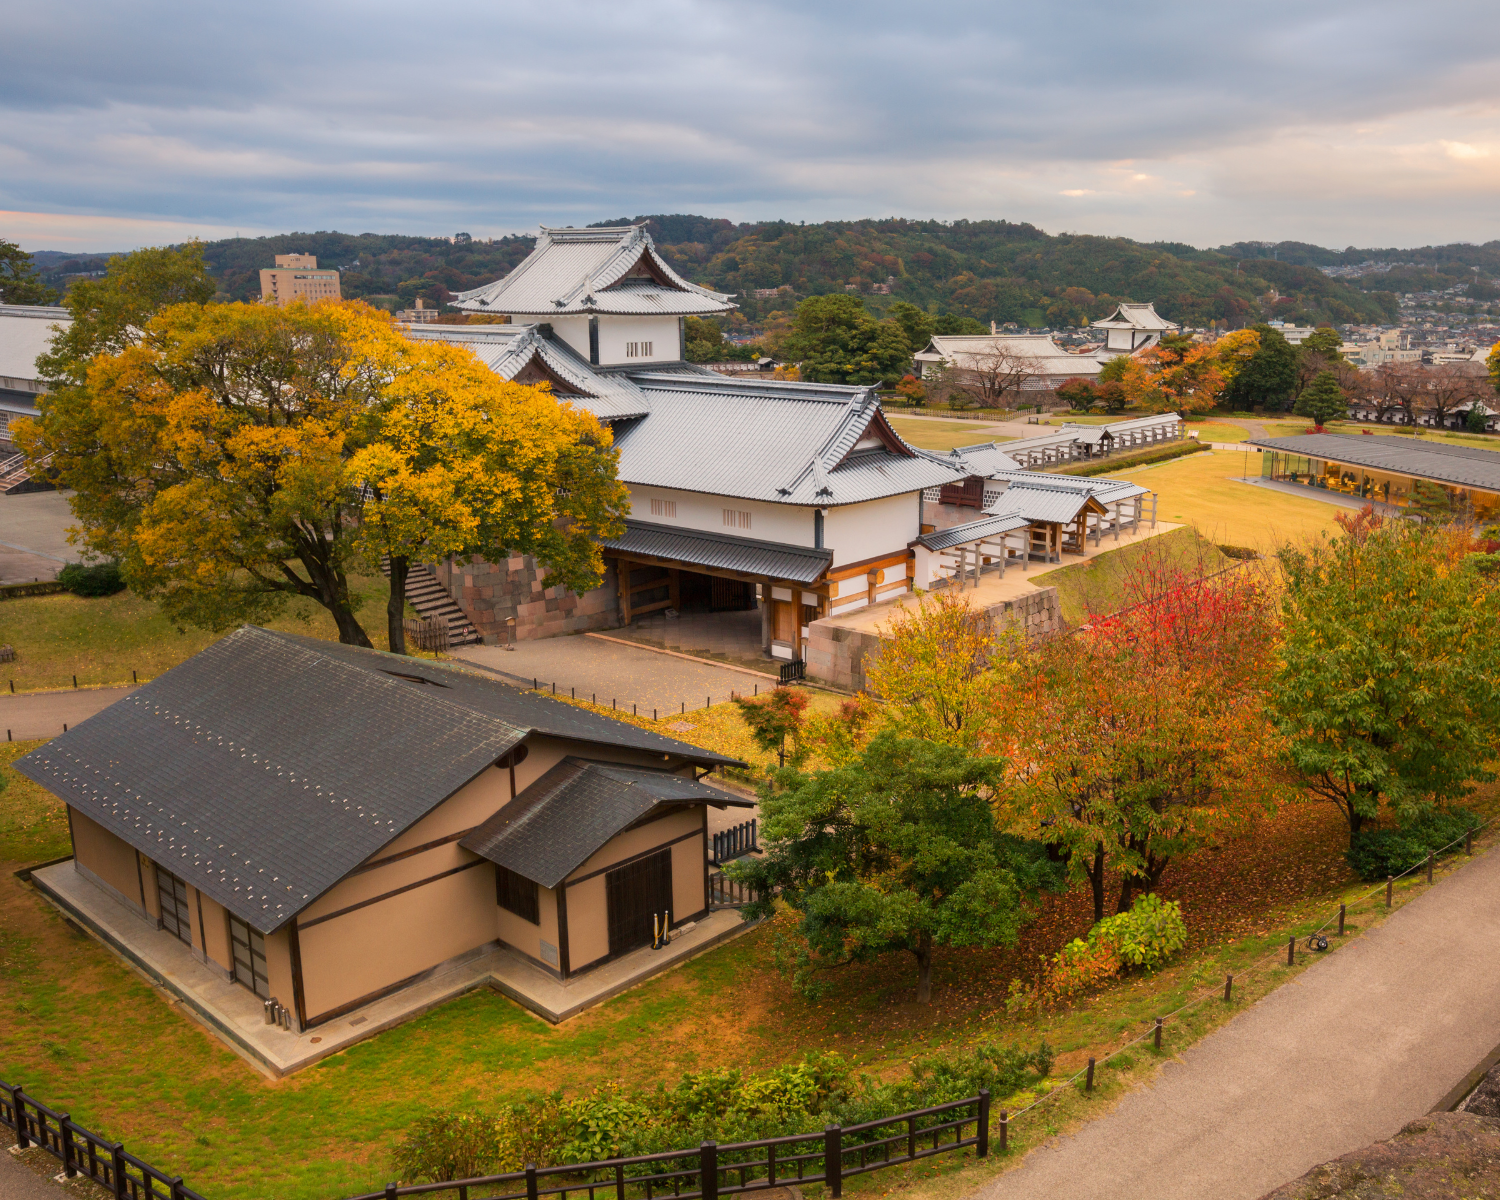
[563,807,706,973]
[69,807,144,912]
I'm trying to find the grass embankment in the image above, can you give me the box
[1028,529,1231,625]
[0,574,400,692]
[1112,448,1342,552]
[5,724,1498,1200]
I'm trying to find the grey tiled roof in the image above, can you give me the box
[986,484,1098,524]
[613,380,964,505]
[453,226,735,317]
[915,512,1029,551]
[462,757,752,888]
[12,627,740,933]
[603,519,833,583]
[404,324,653,421]
[1248,433,1500,494]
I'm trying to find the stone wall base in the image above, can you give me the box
[435,554,619,644]
[805,586,1062,694]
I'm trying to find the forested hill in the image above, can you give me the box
[33,218,1500,328]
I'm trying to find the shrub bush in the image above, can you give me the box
[57,561,126,597]
[392,1111,502,1184]
[1345,809,1481,881]
[1091,893,1188,969]
[1217,544,1261,560]
[395,1045,1053,1179]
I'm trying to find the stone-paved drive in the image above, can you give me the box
[967,844,1500,1200]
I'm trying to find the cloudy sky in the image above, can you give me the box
[5,0,1500,252]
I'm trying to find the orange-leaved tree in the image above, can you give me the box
[988,550,1282,922]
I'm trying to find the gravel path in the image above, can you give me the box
[0,686,138,741]
[969,844,1500,1200]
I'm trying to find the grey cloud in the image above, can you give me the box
[3,0,1500,246]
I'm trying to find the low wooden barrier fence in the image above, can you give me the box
[344,1091,992,1200]
[1,1080,209,1200]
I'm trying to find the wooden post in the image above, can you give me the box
[1386,875,1393,908]
[619,562,633,626]
[824,1125,843,1198]
[1426,852,1433,884]
[111,1144,127,1200]
[1223,973,1233,1002]
[976,1090,990,1158]
[700,1141,718,1200]
[1154,1017,1163,1051]
[526,1164,539,1200]
[11,1085,28,1149]
[998,1110,1008,1153]
[1338,903,1346,936]
[1085,1058,1095,1093]
[1287,937,1295,967]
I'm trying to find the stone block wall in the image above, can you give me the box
[806,585,1063,694]
[435,554,619,644]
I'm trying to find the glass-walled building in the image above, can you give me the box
[1250,433,1500,521]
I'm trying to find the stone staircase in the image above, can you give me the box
[0,450,52,495]
[381,559,483,646]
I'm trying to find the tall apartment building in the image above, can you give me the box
[259,254,341,307]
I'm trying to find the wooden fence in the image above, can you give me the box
[1,1080,210,1200]
[345,1091,993,1200]
[710,819,757,866]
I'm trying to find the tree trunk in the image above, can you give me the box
[387,555,410,655]
[914,932,934,1004]
[1088,844,1106,924]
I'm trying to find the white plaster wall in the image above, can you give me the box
[626,485,815,547]
[542,317,592,361]
[823,492,920,567]
[596,316,682,366]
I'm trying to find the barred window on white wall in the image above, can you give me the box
[650,498,677,518]
[626,341,654,358]
[723,509,752,530]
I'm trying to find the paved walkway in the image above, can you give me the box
[0,685,137,741]
[0,490,75,584]
[971,844,1500,1200]
[0,1147,72,1199]
[452,634,772,717]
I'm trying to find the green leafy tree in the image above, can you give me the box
[683,315,730,363]
[0,240,58,305]
[35,244,216,388]
[932,313,988,335]
[887,301,935,350]
[1294,369,1347,426]
[732,734,1062,1003]
[1465,404,1489,434]
[1272,521,1500,844]
[1301,327,1345,360]
[1224,323,1297,411]
[784,295,913,386]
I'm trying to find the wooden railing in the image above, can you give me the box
[343,1091,992,1200]
[1,1080,210,1200]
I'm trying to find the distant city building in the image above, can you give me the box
[259,254,341,307]
[396,298,441,324]
[1264,320,1321,346]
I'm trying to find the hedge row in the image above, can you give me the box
[1052,439,1212,478]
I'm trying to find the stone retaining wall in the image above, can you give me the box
[806,585,1062,694]
[435,554,619,644]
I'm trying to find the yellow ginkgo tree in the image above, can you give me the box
[349,337,627,654]
[18,296,627,651]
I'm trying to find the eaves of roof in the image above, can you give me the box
[914,512,1030,551]
[1248,433,1500,494]
[603,520,832,584]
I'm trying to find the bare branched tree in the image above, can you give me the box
[929,344,1043,410]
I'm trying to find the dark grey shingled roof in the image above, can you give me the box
[13,627,740,934]
[602,520,833,584]
[461,757,753,888]
[914,512,1030,551]
[1248,433,1500,494]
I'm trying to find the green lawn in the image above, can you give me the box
[0,574,399,692]
[887,418,1015,452]
[1027,529,1231,624]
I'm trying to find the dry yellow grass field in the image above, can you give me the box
[1114,447,1343,551]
